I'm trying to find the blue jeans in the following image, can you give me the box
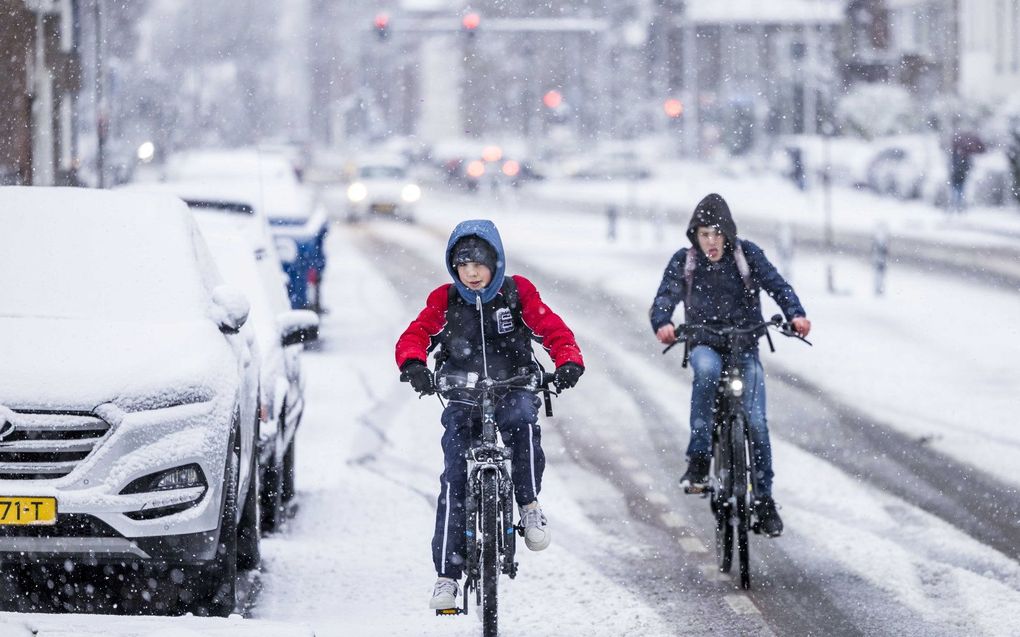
[688,345,774,495]
[431,391,543,580]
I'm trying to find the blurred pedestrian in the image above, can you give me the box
[949,131,986,212]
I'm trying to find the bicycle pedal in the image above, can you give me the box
[435,608,465,616]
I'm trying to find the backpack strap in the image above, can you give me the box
[429,277,528,362]
[683,243,753,306]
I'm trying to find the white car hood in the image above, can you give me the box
[0,317,237,412]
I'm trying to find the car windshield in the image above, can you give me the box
[360,165,405,179]
[0,206,211,322]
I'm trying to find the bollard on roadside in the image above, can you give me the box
[606,204,618,242]
[872,223,889,296]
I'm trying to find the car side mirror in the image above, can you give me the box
[279,309,319,347]
[212,285,251,334]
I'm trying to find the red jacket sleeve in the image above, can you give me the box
[395,284,450,369]
[514,275,584,368]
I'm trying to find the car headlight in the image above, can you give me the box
[401,183,421,203]
[347,182,368,202]
[274,236,299,263]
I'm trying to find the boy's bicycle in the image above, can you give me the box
[665,315,810,589]
[431,370,556,637]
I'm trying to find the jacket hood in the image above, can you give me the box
[686,193,738,248]
[445,219,506,304]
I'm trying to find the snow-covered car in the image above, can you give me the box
[202,233,317,533]
[118,179,278,263]
[165,149,330,312]
[345,157,421,222]
[0,187,261,616]
[568,151,652,181]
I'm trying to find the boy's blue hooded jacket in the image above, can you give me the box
[445,219,506,304]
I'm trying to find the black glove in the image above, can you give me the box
[400,360,435,395]
[553,362,584,390]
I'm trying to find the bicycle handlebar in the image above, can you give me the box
[662,314,812,355]
[435,371,555,395]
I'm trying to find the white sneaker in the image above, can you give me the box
[519,503,551,551]
[428,577,459,610]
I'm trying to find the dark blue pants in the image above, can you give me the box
[432,391,543,580]
[688,346,774,495]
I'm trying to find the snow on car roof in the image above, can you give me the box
[0,187,215,321]
[119,180,276,256]
[686,0,842,24]
[165,149,298,185]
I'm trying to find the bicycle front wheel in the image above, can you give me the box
[479,471,499,636]
[731,412,752,589]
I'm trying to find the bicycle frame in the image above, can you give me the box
[433,372,552,632]
[666,315,810,589]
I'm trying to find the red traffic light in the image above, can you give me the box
[542,90,563,109]
[462,12,481,31]
[663,98,684,118]
[374,13,390,39]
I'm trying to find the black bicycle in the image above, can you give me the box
[665,315,810,589]
[431,371,556,637]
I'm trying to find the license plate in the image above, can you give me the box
[0,496,57,525]
[371,204,396,214]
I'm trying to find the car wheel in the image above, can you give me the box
[194,425,240,617]
[260,407,286,533]
[282,437,297,503]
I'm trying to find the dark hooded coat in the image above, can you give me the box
[396,219,583,379]
[649,194,806,353]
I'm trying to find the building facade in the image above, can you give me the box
[0,0,81,185]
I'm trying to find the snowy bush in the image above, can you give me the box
[835,85,918,140]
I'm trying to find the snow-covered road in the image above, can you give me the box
[5,187,1018,636]
[251,191,1020,636]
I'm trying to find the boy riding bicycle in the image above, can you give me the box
[649,194,811,537]
[396,219,584,610]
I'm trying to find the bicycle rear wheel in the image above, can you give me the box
[479,471,499,637]
[714,500,733,573]
[731,412,752,589]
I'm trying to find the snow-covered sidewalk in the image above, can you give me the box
[520,159,1020,254]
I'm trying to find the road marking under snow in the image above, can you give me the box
[619,456,640,470]
[724,594,761,615]
[678,537,707,553]
[698,564,729,582]
[645,490,669,505]
[660,512,686,528]
[632,471,654,485]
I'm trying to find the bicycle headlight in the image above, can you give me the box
[729,378,744,396]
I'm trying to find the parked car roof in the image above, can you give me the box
[0,187,216,322]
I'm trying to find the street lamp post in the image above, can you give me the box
[93,0,106,188]
[822,119,835,293]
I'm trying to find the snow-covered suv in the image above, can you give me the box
[0,188,261,616]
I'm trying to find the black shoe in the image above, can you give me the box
[755,496,783,537]
[680,456,711,493]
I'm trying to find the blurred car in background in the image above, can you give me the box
[866,147,926,199]
[202,234,317,533]
[568,150,652,181]
[0,187,261,616]
[345,155,421,222]
[164,149,330,313]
